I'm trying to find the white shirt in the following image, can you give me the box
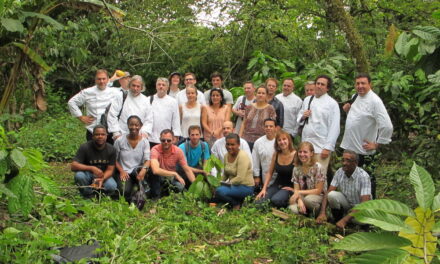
[204,89,234,104]
[114,135,150,174]
[276,92,303,136]
[297,93,340,153]
[68,85,121,132]
[252,136,276,184]
[232,95,255,133]
[176,88,206,105]
[211,137,252,175]
[107,92,153,136]
[149,94,181,143]
[341,90,393,155]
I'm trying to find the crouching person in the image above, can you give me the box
[71,125,117,198]
[316,150,371,229]
[149,129,195,198]
[213,133,254,210]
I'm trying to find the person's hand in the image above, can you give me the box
[321,149,330,159]
[342,103,351,113]
[120,171,129,181]
[302,110,311,119]
[175,173,185,186]
[94,177,104,189]
[289,192,299,204]
[79,116,95,125]
[282,186,294,192]
[298,199,307,214]
[316,213,327,224]
[336,218,349,229]
[254,177,261,187]
[91,167,104,178]
[256,189,266,200]
[362,140,378,151]
[137,169,146,181]
[238,110,245,118]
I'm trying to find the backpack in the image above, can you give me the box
[185,140,207,168]
[297,95,314,136]
[51,239,103,263]
[100,90,128,130]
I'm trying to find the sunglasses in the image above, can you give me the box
[160,139,172,143]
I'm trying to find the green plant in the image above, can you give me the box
[334,162,439,263]
[188,155,223,200]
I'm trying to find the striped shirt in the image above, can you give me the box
[331,167,371,206]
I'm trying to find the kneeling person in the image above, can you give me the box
[178,125,210,179]
[71,125,117,197]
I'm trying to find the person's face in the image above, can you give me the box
[156,80,169,97]
[355,77,372,96]
[266,80,277,95]
[298,145,313,164]
[210,91,222,105]
[160,132,173,150]
[342,152,357,175]
[225,138,239,155]
[244,83,255,97]
[305,84,315,96]
[315,78,329,97]
[264,121,276,138]
[119,77,130,90]
[256,87,267,102]
[222,122,234,137]
[211,77,222,88]
[189,129,201,145]
[128,118,142,135]
[184,74,196,87]
[129,79,142,97]
[186,87,197,102]
[282,80,294,96]
[171,75,181,86]
[277,134,291,150]
[92,128,107,146]
[95,73,109,90]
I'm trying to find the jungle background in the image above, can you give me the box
[0,0,439,262]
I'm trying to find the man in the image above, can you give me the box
[68,69,121,142]
[71,125,117,198]
[304,81,315,97]
[265,78,284,128]
[252,119,277,189]
[149,129,195,198]
[176,72,206,105]
[204,72,234,110]
[340,73,393,198]
[316,150,371,229]
[297,75,340,175]
[275,78,303,138]
[232,81,256,133]
[178,125,210,177]
[109,70,131,90]
[149,77,181,148]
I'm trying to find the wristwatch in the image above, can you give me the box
[142,166,149,170]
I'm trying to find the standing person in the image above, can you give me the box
[304,81,315,97]
[176,72,206,105]
[178,125,210,178]
[114,116,150,203]
[287,142,326,216]
[340,73,393,198]
[71,125,117,198]
[252,118,277,189]
[201,88,231,147]
[68,69,121,143]
[265,78,284,128]
[213,133,254,210]
[179,85,203,139]
[107,75,152,140]
[316,150,371,229]
[149,77,181,148]
[297,75,340,176]
[276,78,303,138]
[204,72,234,111]
[239,85,276,151]
[109,70,131,91]
[168,72,182,98]
[256,130,297,208]
[232,81,256,133]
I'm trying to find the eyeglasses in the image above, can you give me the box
[185,78,195,81]
[160,139,172,143]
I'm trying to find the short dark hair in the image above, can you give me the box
[256,84,269,94]
[355,73,371,83]
[209,88,226,107]
[188,125,202,135]
[210,71,223,81]
[184,72,196,80]
[265,78,278,87]
[168,72,181,83]
[315,74,333,90]
[160,129,174,137]
[343,149,359,164]
[93,124,107,134]
[127,115,143,126]
[225,133,240,144]
[264,118,276,126]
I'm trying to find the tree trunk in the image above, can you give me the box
[323,0,370,73]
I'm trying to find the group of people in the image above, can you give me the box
[68,69,393,228]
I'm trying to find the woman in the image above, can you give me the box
[213,133,254,209]
[239,85,276,150]
[256,130,296,207]
[168,72,181,98]
[108,75,152,140]
[201,88,230,147]
[179,86,203,139]
[287,141,326,216]
[114,115,150,203]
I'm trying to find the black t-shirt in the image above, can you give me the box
[73,141,116,172]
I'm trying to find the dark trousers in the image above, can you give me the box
[358,154,376,199]
[146,170,185,199]
[115,168,143,202]
[86,130,114,144]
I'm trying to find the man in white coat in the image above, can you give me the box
[276,78,302,138]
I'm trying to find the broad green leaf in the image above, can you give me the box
[409,162,435,209]
[399,207,437,263]
[202,182,212,199]
[3,227,21,235]
[33,174,60,195]
[21,11,63,30]
[41,234,63,244]
[0,183,17,198]
[347,248,409,264]
[247,57,258,70]
[334,232,411,251]
[433,193,440,212]
[354,199,415,217]
[1,18,24,32]
[433,221,440,233]
[7,174,35,215]
[10,148,26,168]
[12,42,51,72]
[0,158,8,176]
[22,148,47,171]
[206,175,220,187]
[0,149,7,160]
[412,29,436,42]
[352,210,414,233]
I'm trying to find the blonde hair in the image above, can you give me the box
[294,141,316,168]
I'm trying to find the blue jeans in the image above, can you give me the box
[74,171,117,197]
[255,184,292,208]
[214,185,254,206]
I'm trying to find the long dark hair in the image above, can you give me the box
[209,88,225,107]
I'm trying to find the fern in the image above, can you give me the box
[7,174,35,215]
[33,173,60,195]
